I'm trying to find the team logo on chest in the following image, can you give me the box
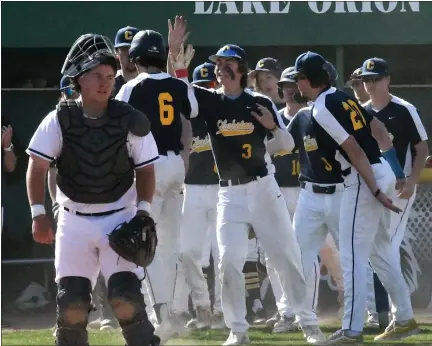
[216,119,255,137]
[191,135,212,153]
[303,135,318,152]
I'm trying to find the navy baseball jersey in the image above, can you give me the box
[312,87,381,169]
[364,95,428,176]
[185,117,219,185]
[116,72,196,155]
[288,107,344,184]
[272,110,301,187]
[191,87,284,180]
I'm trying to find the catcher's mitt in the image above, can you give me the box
[108,215,158,267]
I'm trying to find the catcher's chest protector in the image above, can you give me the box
[56,99,135,204]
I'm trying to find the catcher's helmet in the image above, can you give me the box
[129,30,167,63]
[61,34,117,78]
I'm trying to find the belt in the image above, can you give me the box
[300,181,336,194]
[159,149,181,156]
[341,167,351,177]
[219,175,265,187]
[63,207,125,217]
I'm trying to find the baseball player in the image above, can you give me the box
[248,58,285,109]
[287,51,418,343]
[361,58,429,329]
[112,26,139,96]
[345,67,369,105]
[115,29,198,342]
[59,76,79,101]
[170,38,307,345]
[178,62,226,330]
[26,34,160,346]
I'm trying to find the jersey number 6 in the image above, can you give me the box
[343,99,366,131]
[158,92,174,126]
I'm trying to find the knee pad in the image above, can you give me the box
[56,277,91,346]
[243,261,260,294]
[107,271,146,325]
[108,272,155,346]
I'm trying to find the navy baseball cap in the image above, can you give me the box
[191,63,216,85]
[209,44,246,63]
[359,58,389,77]
[277,67,296,86]
[59,76,71,90]
[114,26,139,48]
[346,67,363,86]
[288,51,327,78]
[249,58,282,79]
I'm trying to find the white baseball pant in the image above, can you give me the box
[217,174,307,333]
[292,182,342,326]
[144,152,185,310]
[55,206,143,288]
[179,184,219,310]
[265,186,301,316]
[340,159,414,332]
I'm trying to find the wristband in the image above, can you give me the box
[137,201,152,214]
[175,69,188,79]
[31,204,46,219]
[382,147,405,180]
[373,189,381,197]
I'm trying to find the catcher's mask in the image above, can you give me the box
[61,34,117,78]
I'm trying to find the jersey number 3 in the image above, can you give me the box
[343,99,366,131]
[242,144,252,159]
[158,92,174,126]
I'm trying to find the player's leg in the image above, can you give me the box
[99,208,159,346]
[54,211,99,346]
[180,184,213,328]
[280,186,300,219]
[93,273,118,330]
[250,177,308,317]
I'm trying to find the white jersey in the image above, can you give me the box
[26,109,159,214]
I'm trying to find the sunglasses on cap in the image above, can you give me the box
[362,75,385,83]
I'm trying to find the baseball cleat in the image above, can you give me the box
[195,306,212,329]
[374,319,419,341]
[100,318,118,331]
[266,312,280,327]
[223,331,250,345]
[365,313,380,329]
[185,317,197,329]
[301,325,328,345]
[211,311,226,329]
[272,314,297,333]
[327,329,363,344]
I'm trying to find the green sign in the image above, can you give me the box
[2,1,431,48]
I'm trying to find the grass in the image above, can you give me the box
[2,324,432,345]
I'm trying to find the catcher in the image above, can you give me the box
[26,33,159,346]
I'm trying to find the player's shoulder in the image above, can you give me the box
[389,94,418,115]
[244,88,272,103]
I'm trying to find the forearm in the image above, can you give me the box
[409,143,429,183]
[268,128,294,154]
[347,149,379,194]
[27,159,48,205]
[47,167,57,201]
[166,54,176,78]
[135,165,156,204]
[3,151,17,172]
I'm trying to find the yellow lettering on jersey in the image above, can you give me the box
[190,136,212,153]
[366,60,375,71]
[303,135,318,152]
[216,120,255,137]
[342,99,366,131]
[321,157,333,171]
[291,160,300,176]
[242,144,252,159]
[273,150,290,157]
[213,163,218,174]
[158,92,174,126]
[200,67,208,78]
[124,31,133,41]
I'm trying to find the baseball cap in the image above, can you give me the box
[209,44,246,63]
[345,67,362,86]
[59,76,71,90]
[248,58,282,79]
[114,26,139,48]
[191,63,216,85]
[277,67,296,86]
[359,58,389,77]
[288,51,327,79]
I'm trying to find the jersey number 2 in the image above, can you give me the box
[343,99,366,131]
[158,92,174,126]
